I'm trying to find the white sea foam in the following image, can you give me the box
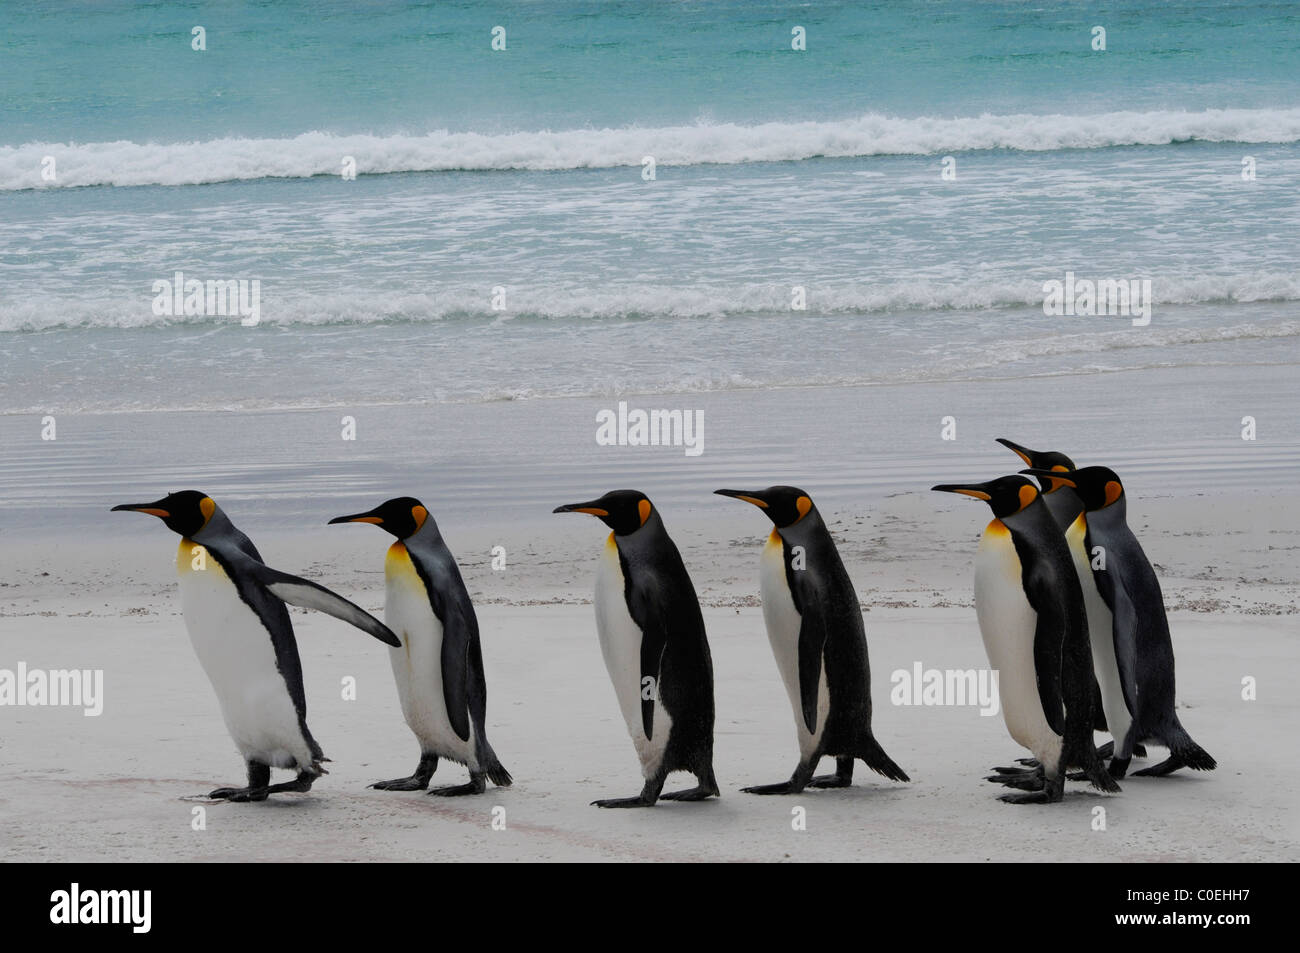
[5,107,1300,190]
[2,273,1296,332]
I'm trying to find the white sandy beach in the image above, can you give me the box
[2,453,1296,861]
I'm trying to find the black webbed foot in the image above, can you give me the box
[658,786,718,801]
[1132,757,1184,777]
[208,785,268,802]
[429,772,487,797]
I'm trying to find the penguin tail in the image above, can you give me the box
[1068,740,1121,793]
[1085,760,1121,793]
[705,768,721,797]
[857,736,910,783]
[1163,722,1217,772]
[487,761,513,787]
[482,743,512,788]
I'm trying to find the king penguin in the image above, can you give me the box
[553,490,719,808]
[329,497,511,795]
[1021,466,1216,778]
[715,486,908,794]
[931,476,1118,803]
[113,491,400,801]
[996,437,1127,760]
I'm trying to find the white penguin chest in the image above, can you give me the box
[973,522,1062,766]
[384,543,475,764]
[1065,513,1131,742]
[759,531,829,750]
[593,534,672,775]
[176,542,312,769]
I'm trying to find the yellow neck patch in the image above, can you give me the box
[386,540,412,572]
[177,539,214,574]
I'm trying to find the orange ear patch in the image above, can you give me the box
[411,504,429,530]
[199,497,216,523]
[638,499,652,525]
[795,495,812,520]
[1017,484,1038,511]
[1104,480,1123,507]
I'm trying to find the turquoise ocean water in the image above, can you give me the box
[1,0,1297,413]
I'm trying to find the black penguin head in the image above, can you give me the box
[996,438,1078,494]
[1023,465,1125,512]
[329,497,430,539]
[111,490,216,537]
[553,489,655,536]
[715,486,816,528]
[931,475,1040,519]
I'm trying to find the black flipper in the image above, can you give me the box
[404,544,493,747]
[258,566,399,646]
[625,561,670,742]
[1103,580,1142,731]
[782,540,827,735]
[1030,603,1067,737]
[796,605,828,735]
[1015,518,1114,794]
[436,601,474,743]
